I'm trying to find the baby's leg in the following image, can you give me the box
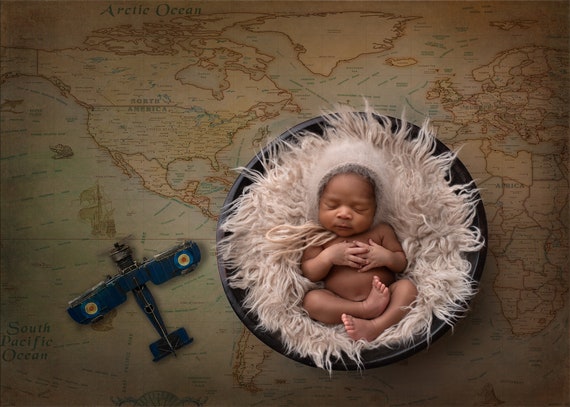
[342,279,417,341]
[303,280,390,325]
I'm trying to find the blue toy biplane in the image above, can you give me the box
[67,240,200,361]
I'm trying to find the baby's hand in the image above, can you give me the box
[353,239,393,272]
[326,241,369,269]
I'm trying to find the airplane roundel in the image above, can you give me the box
[83,301,99,316]
[174,250,193,269]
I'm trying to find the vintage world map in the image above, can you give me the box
[1,1,568,406]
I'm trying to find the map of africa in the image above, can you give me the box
[1,1,568,406]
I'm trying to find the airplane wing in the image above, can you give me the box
[67,241,201,324]
[146,241,201,285]
[67,276,127,324]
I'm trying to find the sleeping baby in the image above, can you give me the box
[301,163,417,341]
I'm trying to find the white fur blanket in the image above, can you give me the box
[218,107,485,371]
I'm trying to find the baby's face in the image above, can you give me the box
[318,173,376,237]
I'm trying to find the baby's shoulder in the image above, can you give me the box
[372,221,395,234]
[369,222,397,241]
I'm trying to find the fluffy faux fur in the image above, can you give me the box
[218,105,485,371]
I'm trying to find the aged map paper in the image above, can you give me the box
[1,1,568,405]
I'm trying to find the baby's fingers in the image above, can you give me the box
[348,254,367,266]
[368,238,381,247]
[358,263,374,272]
[352,240,369,249]
[347,246,369,256]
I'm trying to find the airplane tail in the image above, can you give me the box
[149,327,193,362]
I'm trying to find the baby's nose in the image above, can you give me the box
[336,207,352,218]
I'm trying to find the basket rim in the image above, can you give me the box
[216,114,488,370]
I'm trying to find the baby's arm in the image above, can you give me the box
[354,224,407,273]
[301,242,368,282]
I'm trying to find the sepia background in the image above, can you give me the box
[1,1,568,405]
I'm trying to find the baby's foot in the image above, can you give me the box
[342,313,381,342]
[361,276,390,319]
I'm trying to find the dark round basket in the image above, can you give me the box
[216,114,488,370]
